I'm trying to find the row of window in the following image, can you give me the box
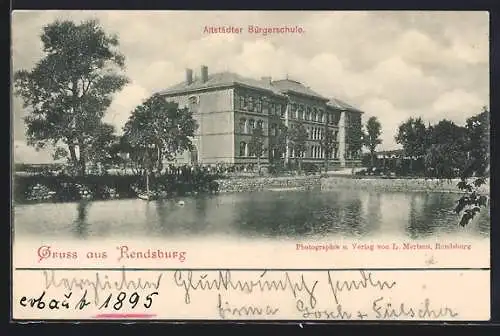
[289,104,325,123]
[237,94,343,126]
[308,127,326,141]
[288,104,341,125]
[239,118,265,134]
[238,142,339,159]
[239,118,340,140]
[237,94,285,116]
[190,93,347,128]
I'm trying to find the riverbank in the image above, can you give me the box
[216,175,490,194]
[13,173,489,204]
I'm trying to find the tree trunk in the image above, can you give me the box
[370,150,375,167]
[324,156,329,174]
[257,155,261,176]
[157,146,163,174]
[68,144,78,173]
[78,141,87,176]
[79,152,87,176]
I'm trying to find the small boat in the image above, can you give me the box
[137,192,158,201]
[138,172,156,201]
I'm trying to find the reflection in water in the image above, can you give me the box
[14,189,490,240]
[73,201,91,238]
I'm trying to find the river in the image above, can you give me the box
[13,189,490,240]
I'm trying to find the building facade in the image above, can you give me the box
[158,65,364,168]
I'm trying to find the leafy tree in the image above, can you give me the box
[248,122,266,174]
[463,108,490,178]
[122,94,198,175]
[455,107,490,226]
[424,119,468,178]
[85,123,121,173]
[288,123,308,173]
[345,113,363,159]
[13,19,129,176]
[319,127,337,173]
[395,117,429,174]
[364,116,382,167]
[269,122,288,171]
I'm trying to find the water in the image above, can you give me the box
[13,189,490,240]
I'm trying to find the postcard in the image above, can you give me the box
[11,10,490,321]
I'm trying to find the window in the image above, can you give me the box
[271,123,278,136]
[313,108,318,122]
[248,97,254,111]
[239,95,245,110]
[290,104,296,119]
[243,96,249,110]
[333,112,340,125]
[275,103,280,116]
[319,110,325,123]
[248,119,255,131]
[239,118,247,133]
[240,142,247,157]
[248,145,255,157]
[270,102,275,115]
[305,107,311,121]
[280,105,286,118]
[256,98,262,113]
[257,120,263,130]
[298,105,304,120]
[262,97,269,114]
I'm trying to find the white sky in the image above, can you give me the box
[11,10,489,163]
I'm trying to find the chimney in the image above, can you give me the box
[200,65,208,83]
[186,68,193,85]
[261,76,272,85]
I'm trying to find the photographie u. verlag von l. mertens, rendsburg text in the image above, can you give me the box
[203,25,305,36]
[295,242,473,252]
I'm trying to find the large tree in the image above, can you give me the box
[274,122,288,168]
[122,94,198,175]
[14,19,129,176]
[424,119,468,178]
[248,122,266,174]
[455,107,490,226]
[345,113,364,159]
[288,123,309,173]
[395,117,429,158]
[395,117,429,173]
[319,127,337,173]
[364,116,382,167]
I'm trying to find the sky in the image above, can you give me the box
[11,10,489,163]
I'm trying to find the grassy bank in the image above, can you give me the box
[13,173,220,204]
